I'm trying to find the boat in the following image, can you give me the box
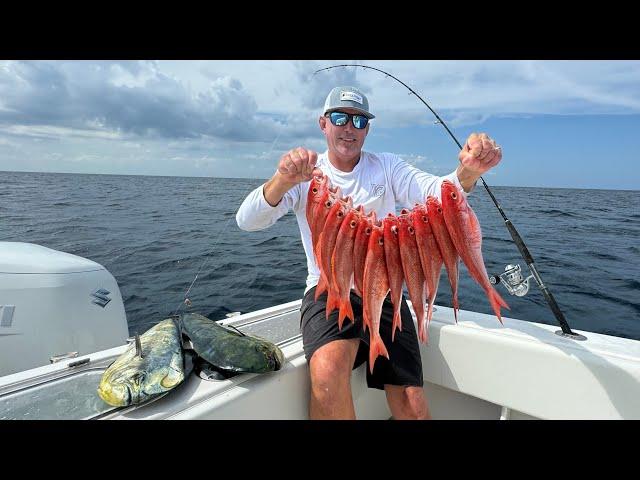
[1,241,639,420]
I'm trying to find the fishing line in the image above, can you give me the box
[314,63,584,339]
[171,132,285,318]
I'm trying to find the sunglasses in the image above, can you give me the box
[326,111,369,129]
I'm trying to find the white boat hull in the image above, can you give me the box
[2,299,638,420]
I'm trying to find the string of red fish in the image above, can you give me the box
[306,173,509,372]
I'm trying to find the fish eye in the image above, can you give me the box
[378,237,384,246]
[451,192,457,200]
[325,200,332,208]
[437,207,442,214]
[365,227,371,235]
[350,220,357,228]
[422,216,427,222]
[391,225,398,235]
[337,210,343,217]
[408,226,415,235]
[312,187,318,194]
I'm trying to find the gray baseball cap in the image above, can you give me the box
[322,86,375,119]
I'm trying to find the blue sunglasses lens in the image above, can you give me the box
[352,114,367,129]
[329,112,368,129]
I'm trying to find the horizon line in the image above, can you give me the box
[1,169,637,193]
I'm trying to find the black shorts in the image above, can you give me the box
[300,286,423,390]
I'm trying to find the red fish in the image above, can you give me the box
[397,210,427,343]
[331,207,361,329]
[440,180,509,323]
[319,196,353,311]
[362,223,390,373]
[306,173,328,238]
[382,214,404,341]
[353,209,376,300]
[312,185,341,287]
[426,195,460,323]
[312,184,341,259]
[316,195,351,303]
[411,203,442,341]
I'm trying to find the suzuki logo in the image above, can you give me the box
[91,288,111,308]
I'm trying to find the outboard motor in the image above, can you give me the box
[0,242,129,376]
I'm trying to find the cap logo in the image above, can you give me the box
[340,91,363,105]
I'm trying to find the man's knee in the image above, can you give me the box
[309,339,359,393]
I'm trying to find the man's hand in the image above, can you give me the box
[264,147,322,207]
[277,147,322,185]
[456,133,502,192]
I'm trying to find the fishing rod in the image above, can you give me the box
[315,64,585,340]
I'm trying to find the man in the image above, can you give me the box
[236,85,502,419]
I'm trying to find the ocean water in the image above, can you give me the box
[1,171,639,340]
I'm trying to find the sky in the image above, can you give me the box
[0,60,638,190]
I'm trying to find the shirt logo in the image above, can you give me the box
[370,184,385,197]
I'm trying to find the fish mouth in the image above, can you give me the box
[97,382,132,407]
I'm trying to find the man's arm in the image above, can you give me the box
[235,147,321,231]
[263,175,298,207]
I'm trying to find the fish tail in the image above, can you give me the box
[337,296,354,330]
[368,334,389,374]
[488,285,510,325]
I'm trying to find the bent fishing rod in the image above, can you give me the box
[315,64,584,340]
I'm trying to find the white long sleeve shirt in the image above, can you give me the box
[236,150,468,294]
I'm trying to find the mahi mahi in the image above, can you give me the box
[181,313,285,374]
[97,318,187,407]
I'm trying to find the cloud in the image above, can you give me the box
[2,60,640,183]
[0,61,296,142]
[4,60,639,142]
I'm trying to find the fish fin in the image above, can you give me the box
[488,285,510,324]
[134,334,144,358]
[315,276,327,300]
[452,294,459,324]
[368,334,389,374]
[362,305,369,334]
[222,323,247,337]
[160,369,183,389]
[314,233,323,267]
[453,262,459,323]
[325,288,340,321]
[391,309,402,342]
[418,320,429,344]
